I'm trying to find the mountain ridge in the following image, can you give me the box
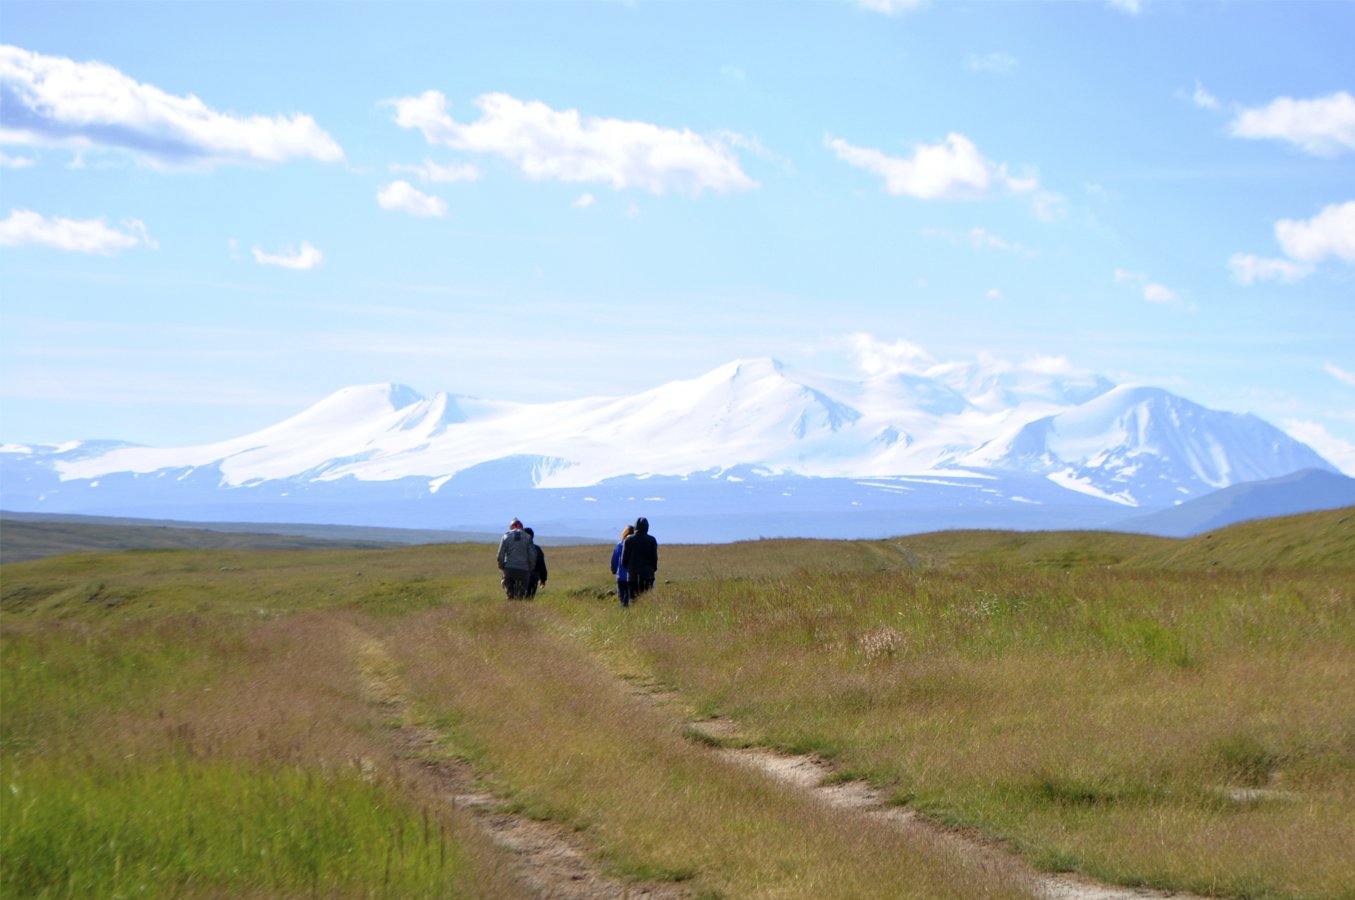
[1,357,1339,541]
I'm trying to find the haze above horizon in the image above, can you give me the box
[1,1,1352,472]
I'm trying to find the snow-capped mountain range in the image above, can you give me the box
[1,358,1338,541]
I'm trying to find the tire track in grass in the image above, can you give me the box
[356,633,687,899]
[669,703,1205,900]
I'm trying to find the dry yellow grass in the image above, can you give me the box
[4,511,1352,898]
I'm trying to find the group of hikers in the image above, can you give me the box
[494,519,549,599]
[495,516,657,608]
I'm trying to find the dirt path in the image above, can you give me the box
[408,741,685,899]
[684,714,1203,900]
[357,633,687,899]
[359,628,1205,899]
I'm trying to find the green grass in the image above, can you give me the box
[3,507,1352,898]
[567,562,1354,897]
[2,754,465,899]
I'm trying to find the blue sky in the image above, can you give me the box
[2,0,1353,472]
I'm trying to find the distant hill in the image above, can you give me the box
[0,514,393,565]
[0,511,607,565]
[894,505,1355,571]
[1117,468,1355,538]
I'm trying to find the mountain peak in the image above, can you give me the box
[12,361,1341,522]
[713,357,786,381]
[290,383,426,424]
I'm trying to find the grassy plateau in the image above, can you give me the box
[1,507,1352,898]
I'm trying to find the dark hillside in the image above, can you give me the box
[0,518,397,565]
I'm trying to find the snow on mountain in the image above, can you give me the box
[11,358,1338,521]
[925,358,1115,412]
[962,385,1337,506]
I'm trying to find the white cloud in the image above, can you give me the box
[721,64,747,83]
[1189,80,1220,111]
[389,90,756,195]
[573,192,596,209]
[1114,268,1179,303]
[389,159,480,183]
[1142,283,1178,304]
[1282,419,1355,475]
[251,240,323,270]
[1275,201,1355,263]
[1024,354,1091,377]
[0,150,34,168]
[986,288,1002,300]
[1229,92,1355,157]
[1230,201,1354,284]
[1227,253,1312,285]
[826,132,1037,201]
[852,0,929,13]
[1326,363,1355,388]
[1106,0,1143,15]
[921,225,1035,256]
[847,333,935,376]
[966,52,1018,75]
[0,44,343,168]
[0,208,156,254]
[377,180,447,218]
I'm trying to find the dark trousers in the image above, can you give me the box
[502,568,531,599]
[629,575,655,598]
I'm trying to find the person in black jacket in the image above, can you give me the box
[620,516,658,599]
[524,526,548,598]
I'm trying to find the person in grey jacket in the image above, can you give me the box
[496,518,537,599]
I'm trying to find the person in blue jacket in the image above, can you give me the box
[610,524,634,608]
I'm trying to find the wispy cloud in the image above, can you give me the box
[0,150,34,168]
[922,226,1036,256]
[1229,91,1355,157]
[847,332,935,375]
[826,132,1037,201]
[573,192,596,209]
[1105,0,1143,15]
[1231,201,1354,283]
[851,0,929,14]
[1227,253,1312,285]
[0,44,344,168]
[1282,419,1355,475]
[376,180,447,218]
[389,91,756,195]
[1186,80,1220,111]
[965,52,1018,75]
[0,208,156,254]
[1115,268,1179,303]
[1326,363,1355,388]
[1024,354,1093,377]
[389,159,480,183]
[252,241,323,270]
